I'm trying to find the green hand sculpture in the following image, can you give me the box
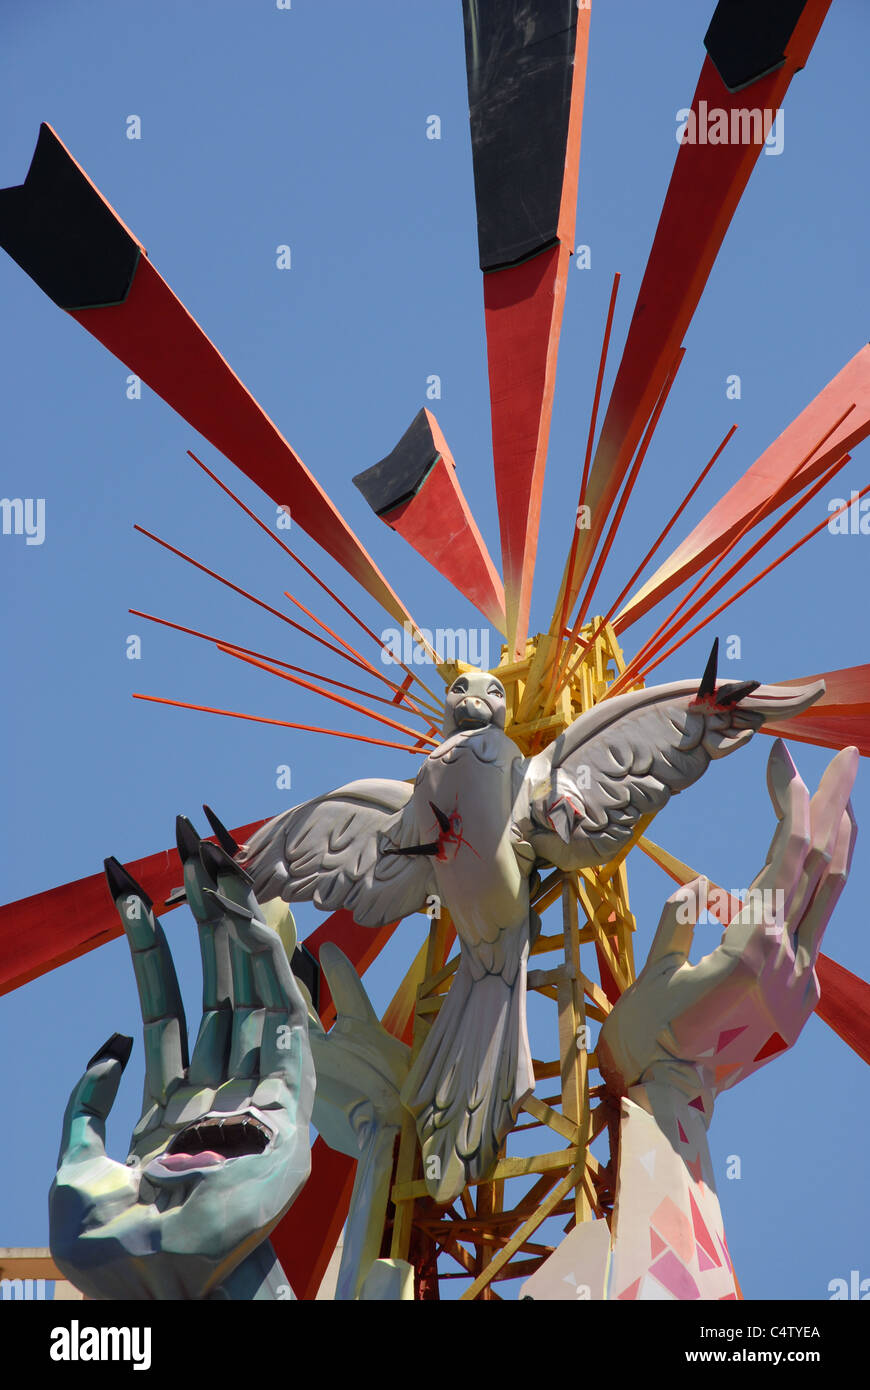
[49,815,315,1300]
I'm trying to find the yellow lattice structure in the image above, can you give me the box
[383,621,649,1298]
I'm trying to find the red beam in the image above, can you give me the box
[618,347,870,631]
[0,125,418,632]
[760,664,870,758]
[0,821,266,997]
[566,2,833,618]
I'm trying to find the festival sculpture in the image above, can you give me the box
[1,0,868,1301]
[241,661,824,1205]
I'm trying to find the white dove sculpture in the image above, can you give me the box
[240,649,823,1204]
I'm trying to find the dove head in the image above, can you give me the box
[442,670,506,737]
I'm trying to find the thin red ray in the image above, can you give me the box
[573,349,685,645]
[188,450,443,703]
[552,272,621,643]
[608,410,854,696]
[134,524,383,678]
[618,345,870,632]
[636,471,867,682]
[556,425,737,696]
[546,347,684,710]
[129,609,437,717]
[569,4,833,611]
[133,694,430,754]
[215,643,438,745]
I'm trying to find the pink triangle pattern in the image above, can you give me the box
[689,1192,720,1266]
[689,1096,706,1112]
[650,1227,667,1259]
[617,1276,641,1301]
[716,1026,746,1052]
[649,1250,701,1300]
[697,1244,718,1272]
[677,1119,688,1143]
[651,1196,694,1264]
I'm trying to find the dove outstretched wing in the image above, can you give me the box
[520,676,825,871]
[239,779,435,928]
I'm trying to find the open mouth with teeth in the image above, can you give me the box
[153,1114,273,1173]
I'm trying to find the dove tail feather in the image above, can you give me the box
[400,951,534,1204]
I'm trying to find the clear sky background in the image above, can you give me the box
[1,0,867,1300]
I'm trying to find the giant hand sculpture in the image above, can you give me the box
[525,739,858,1300]
[241,655,823,1203]
[49,817,314,1300]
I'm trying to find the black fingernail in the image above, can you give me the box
[87,1032,134,1070]
[104,857,153,912]
[176,815,201,864]
[202,804,240,856]
[199,839,252,884]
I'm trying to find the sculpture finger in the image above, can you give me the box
[176,816,234,1087]
[795,803,857,967]
[783,747,858,942]
[318,941,380,1025]
[754,741,811,897]
[105,857,188,1104]
[641,878,705,975]
[205,883,310,1082]
[56,1033,133,1169]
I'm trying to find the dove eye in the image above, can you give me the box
[451,679,468,695]
[488,683,504,698]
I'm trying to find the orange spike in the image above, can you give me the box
[128,609,439,719]
[608,407,855,696]
[556,424,736,697]
[636,465,864,680]
[215,643,438,744]
[573,348,684,640]
[134,523,391,679]
[549,346,684,705]
[189,450,445,709]
[132,694,430,754]
[552,273,621,641]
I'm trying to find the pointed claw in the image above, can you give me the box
[86,1031,134,1071]
[716,679,761,708]
[176,814,202,864]
[697,638,719,699]
[429,801,451,832]
[202,804,240,856]
[104,856,153,911]
[199,839,253,884]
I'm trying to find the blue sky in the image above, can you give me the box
[1,0,867,1299]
